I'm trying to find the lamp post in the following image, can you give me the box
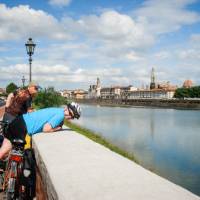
[25,38,36,83]
[21,76,26,87]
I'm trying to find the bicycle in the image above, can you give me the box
[0,121,34,200]
[3,138,26,200]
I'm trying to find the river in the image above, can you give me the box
[73,104,200,196]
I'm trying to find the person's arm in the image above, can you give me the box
[0,137,12,160]
[5,93,14,108]
[27,108,35,112]
[43,112,64,133]
[43,123,62,133]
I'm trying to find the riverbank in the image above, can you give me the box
[75,98,200,109]
[64,120,138,163]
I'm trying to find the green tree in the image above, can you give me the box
[6,82,18,94]
[33,87,69,109]
[174,86,200,98]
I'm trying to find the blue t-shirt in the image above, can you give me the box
[23,108,64,136]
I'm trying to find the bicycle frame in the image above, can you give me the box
[3,141,25,199]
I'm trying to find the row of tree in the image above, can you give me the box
[174,86,200,98]
[33,87,69,108]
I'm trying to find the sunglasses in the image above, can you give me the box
[33,86,39,91]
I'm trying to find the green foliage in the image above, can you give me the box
[33,87,69,109]
[174,86,200,98]
[6,82,18,94]
[0,93,7,97]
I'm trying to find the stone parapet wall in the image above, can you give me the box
[33,138,58,200]
[32,128,200,200]
[75,98,200,109]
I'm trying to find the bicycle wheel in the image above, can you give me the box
[3,161,17,200]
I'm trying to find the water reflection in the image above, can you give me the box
[74,105,200,196]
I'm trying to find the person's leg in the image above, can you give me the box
[0,138,12,160]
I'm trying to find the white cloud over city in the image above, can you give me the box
[49,0,71,7]
[0,4,70,41]
[0,0,200,89]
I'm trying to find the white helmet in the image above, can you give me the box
[67,102,81,119]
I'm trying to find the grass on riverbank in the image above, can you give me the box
[64,120,139,164]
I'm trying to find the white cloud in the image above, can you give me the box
[154,51,171,59]
[0,63,124,88]
[0,1,200,89]
[49,0,71,7]
[190,34,200,48]
[178,49,200,59]
[125,51,144,61]
[77,10,154,49]
[190,34,200,42]
[135,0,200,34]
[0,4,70,41]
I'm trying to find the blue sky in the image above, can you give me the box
[0,0,200,90]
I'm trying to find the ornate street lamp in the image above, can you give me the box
[25,38,36,83]
[21,75,26,87]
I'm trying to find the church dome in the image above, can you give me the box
[183,80,193,88]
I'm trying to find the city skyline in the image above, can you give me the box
[0,0,200,90]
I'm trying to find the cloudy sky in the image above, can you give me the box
[0,0,200,90]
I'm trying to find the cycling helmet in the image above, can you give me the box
[67,102,81,119]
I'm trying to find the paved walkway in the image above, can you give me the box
[33,127,200,200]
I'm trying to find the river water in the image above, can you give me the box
[74,104,200,196]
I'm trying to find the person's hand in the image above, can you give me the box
[27,108,35,113]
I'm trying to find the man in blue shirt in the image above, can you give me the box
[0,102,81,159]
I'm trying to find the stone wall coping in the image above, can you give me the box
[33,126,200,200]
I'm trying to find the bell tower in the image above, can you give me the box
[150,67,156,89]
[96,77,101,97]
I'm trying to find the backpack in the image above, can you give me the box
[21,148,36,199]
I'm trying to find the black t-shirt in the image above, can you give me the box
[21,96,32,114]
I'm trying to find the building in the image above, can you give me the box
[120,85,137,99]
[183,80,193,88]
[60,89,88,99]
[128,89,176,99]
[72,89,88,99]
[150,68,156,89]
[88,78,101,98]
[60,90,73,98]
[100,85,138,99]
[0,88,5,95]
[100,86,121,99]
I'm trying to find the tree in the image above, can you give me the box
[174,86,200,98]
[6,82,18,94]
[33,87,69,109]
